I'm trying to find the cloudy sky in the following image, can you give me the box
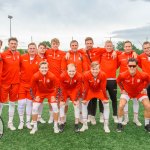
[0,0,150,50]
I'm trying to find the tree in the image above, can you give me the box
[41,41,51,48]
[116,41,143,54]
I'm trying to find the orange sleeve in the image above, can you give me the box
[137,55,142,68]
[117,74,124,91]
[61,56,67,73]
[82,54,89,72]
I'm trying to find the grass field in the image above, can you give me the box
[0,99,150,150]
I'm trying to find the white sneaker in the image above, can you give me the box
[99,113,104,123]
[122,119,129,125]
[30,128,37,134]
[8,123,16,131]
[18,122,24,130]
[104,125,110,133]
[113,116,118,123]
[38,118,46,124]
[80,124,88,132]
[26,122,32,129]
[87,115,91,123]
[91,116,96,125]
[133,119,142,126]
[54,126,60,133]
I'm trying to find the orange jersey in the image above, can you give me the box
[117,70,150,98]
[1,49,20,84]
[78,48,106,69]
[20,54,40,86]
[118,51,134,73]
[61,50,88,73]
[138,53,150,75]
[31,71,58,97]
[60,71,82,101]
[100,50,118,78]
[83,70,108,101]
[0,53,2,85]
[45,49,65,78]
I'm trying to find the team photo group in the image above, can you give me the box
[0,37,150,135]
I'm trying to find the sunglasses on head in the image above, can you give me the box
[128,65,136,68]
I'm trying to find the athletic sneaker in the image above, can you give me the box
[74,124,80,133]
[104,125,110,133]
[59,124,65,133]
[91,116,96,125]
[116,123,123,132]
[38,118,46,124]
[8,123,16,131]
[80,124,88,132]
[87,115,91,123]
[26,122,32,129]
[122,119,129,125]
[133,119,142,126]
[54,126,60,133]
[30,128,38,134]
[18,122,24,130]
[145,124,150,133]
[113,116,118,123]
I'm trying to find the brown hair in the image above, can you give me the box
[124,40,132,46]
[0,40,3,45]
[39,61,48,68]
[70,40,78,46]
[85,37,93,43]
[38,42,46,48]
[8,37,18,43]
[28,42,37,48]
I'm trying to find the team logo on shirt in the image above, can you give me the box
[23,59,28,61]
[64,80,69,83]
[6,56,11,59]
[57,55,60,57]
[97,79,100,83]
[137,79,141,83]
[47,79,50,83]
[39,80,42,82]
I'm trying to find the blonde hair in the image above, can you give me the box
[91,61,100,68]
[51,38,60,44]
[39,61,48,68]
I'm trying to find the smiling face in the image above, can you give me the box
[143,43,150,56]
[70,41,78,51]
[28,44,37,56]
[128,61,137,75]
[105,41,113,52]
[85,40,94,50]
[67,64,76,78]
[91,64,100,77]
[8,40,18,52]
[39,63,49,75]
[124,42,132,53]
[38,45,46,55]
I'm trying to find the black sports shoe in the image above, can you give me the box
[74,124,80,133]
[145,124,150,133]
[59,124,65,133]
[116,123,123,132]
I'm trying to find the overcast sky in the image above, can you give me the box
[0,0,150,50]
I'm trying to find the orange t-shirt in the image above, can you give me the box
[45,49,65,79]
[61,50,88,73]
[1,49,20,84]
[83,70,108,100]
[117,70,150,98]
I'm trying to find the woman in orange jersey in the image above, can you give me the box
[30,61,59,134]
[80,61,110,133]
[59,63,82,132]
[117,58,150,133]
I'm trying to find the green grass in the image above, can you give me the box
[0,100,150,150]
